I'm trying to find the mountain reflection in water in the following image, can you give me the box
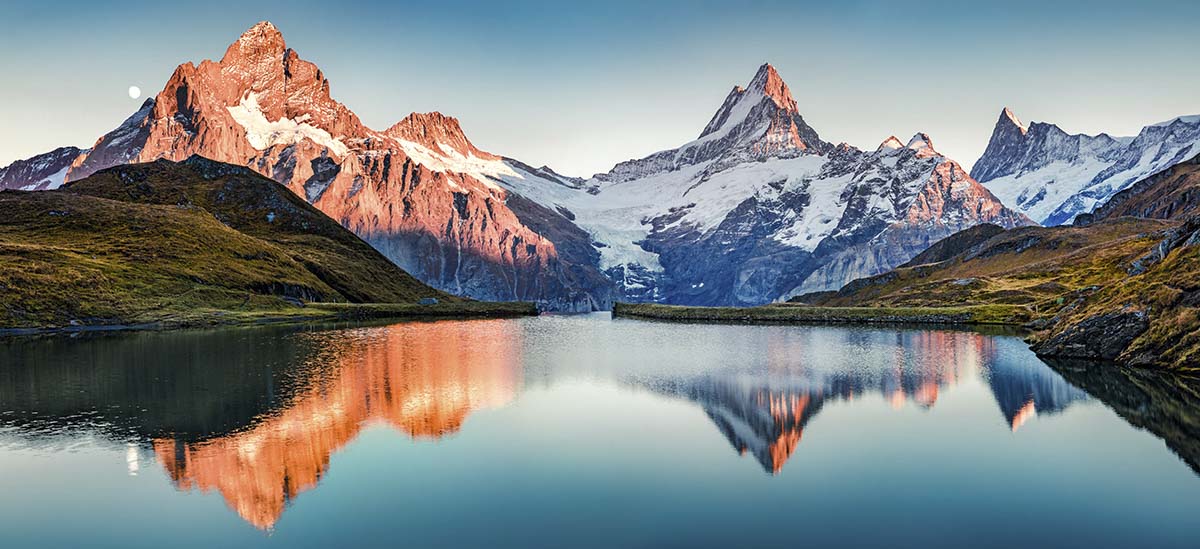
[0,316,1197,532]
[0,319,521,529]
[150,320,520,529]
[635,330,1090,473]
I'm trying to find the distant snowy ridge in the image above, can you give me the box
[972,108,1200,225]
[0,146,86,191]
[494,66,1031,306]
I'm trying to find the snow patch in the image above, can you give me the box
[227,92,349,157]
[392,137,516,184]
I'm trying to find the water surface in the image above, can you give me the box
[1,313,1197,548]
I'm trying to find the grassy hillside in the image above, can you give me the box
[0,156,522,330]
[803,218,1168,312]
[790,216,1197,371]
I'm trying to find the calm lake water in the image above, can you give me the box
[1,313,1197,548]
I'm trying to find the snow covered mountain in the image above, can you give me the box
[0,146,84,191]
[972,108,1200,225]
[497,65,1032,305]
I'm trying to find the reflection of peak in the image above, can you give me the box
[648,378,824,474]
[983,357,1088,432]
[153,321,520,529]
[1045,359,1200,474]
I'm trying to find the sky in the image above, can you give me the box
[2,0,1199,176]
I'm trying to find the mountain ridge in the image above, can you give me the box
[1,23,1033,309]
[972,107,1200,225]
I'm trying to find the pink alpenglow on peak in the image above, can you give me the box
[1001,106,1028,135]
[906,133,939,157]
[877,136,905,152]
[27,21,615,311]
[747,63,799,112]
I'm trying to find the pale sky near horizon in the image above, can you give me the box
[2,0,1198,176]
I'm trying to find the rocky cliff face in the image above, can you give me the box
[972,108,1200,225]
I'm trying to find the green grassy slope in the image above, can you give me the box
[791,217,1197,371]
[0,157,465,330]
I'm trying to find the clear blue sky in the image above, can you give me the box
[3,0,1198,176]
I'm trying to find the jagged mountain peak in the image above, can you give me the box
[698,63,804,139]
[1149,114,1200,129]
[906,132,938,156]
[222,21,287,65]
[972,105,1200,225]
[1000,107,1028,135]
[748,63,798,111]
[386,111,494,159]
[877,136,904,152]
[675,62,827,168]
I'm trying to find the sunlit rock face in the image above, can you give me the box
[152,320,521,530]
[1,21,614,311]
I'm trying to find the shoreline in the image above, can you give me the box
[611,302,1027,327]
[0,301,539,337]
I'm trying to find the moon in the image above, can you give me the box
[128,86,141,99]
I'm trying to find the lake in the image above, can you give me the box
[1,313,1197,548]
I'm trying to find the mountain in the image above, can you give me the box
[0,23,1029,309]
[0,146,84,191]
[499,65,1032,306]
[972,108,1200,225]
[0,21,613,311]
[0,156,451,328]
[800,151,1200,371]
[1083,152,1200,223]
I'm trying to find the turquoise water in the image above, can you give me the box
[0,313,1197,548]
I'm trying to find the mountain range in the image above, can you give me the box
[797,145,1200,371]
[972,108,1200,225]
[2,21,1198,311]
